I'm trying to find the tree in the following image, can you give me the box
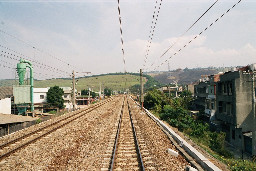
[130,84,140,94]
[81,89,89,96]
[91,91,98,98]
[179,90,193,109]
[104,88,112,96]
[144,89,167,113]
[47,86,64,109]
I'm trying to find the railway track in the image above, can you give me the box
[0,97,113,161]
[106,97,145,171]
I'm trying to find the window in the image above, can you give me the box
[211,102,214,110]
[218,83,222,94]
[219,101,223,113]
[228,82,232,95]
[206,102,210,109]
[223,102,226,113]
[232,130,235,140]
[64,95,68,98]
[40,95,44,99]
[223,83,227,94]
[226,102,232,115]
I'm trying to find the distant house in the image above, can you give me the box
[187,84,195,96]
[33,88,48,112]
[158,86,181,97]
[194,81,208,111]
[32,87,73,112]
[60,87,73,110]
[205,74,222,121]
[0,87,13,114]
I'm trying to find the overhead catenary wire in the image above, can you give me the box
[0,51,69,77]
[160,0,219,58]
[0,59,57,79]
[146,0,219,70]
[117,0,126,73]
[153,0,242,71]
[0,29,77,70]
[0,52,68,79]
[0,44,70,75]
[143,0,163,68]
[0,44,65,73]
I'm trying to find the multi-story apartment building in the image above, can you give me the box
[205,74,222,121]
[215,65,255,154]
[194,81,208,111]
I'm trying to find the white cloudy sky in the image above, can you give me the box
[0,0,255,80]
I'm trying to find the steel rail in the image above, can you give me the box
[0,98,113,161]
[0,99,109,149]
[109,98,124,171]
[109,97,144,171]
[127,99,145,171]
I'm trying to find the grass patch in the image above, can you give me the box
[48,110,57,114]
[35,118,41,124]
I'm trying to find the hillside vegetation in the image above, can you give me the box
[148,68,220,84]
[0,74,147,92]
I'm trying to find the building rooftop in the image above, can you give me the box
[0,87,13,100]
[34,88,48,93]
[0,113,37,125]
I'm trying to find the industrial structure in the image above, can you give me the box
[13,59,34,114]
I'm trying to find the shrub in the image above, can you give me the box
[35,118,41,124]
[48,110,57,114]
[144,89,167,113]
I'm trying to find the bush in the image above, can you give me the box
[209,132,233,158]
[160,105,193,132]
[48,110,57,114]
[144,89,167,113]
[35,118,41,124]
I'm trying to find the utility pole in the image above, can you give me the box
[140,69,144,110]
[99,82,101,101]
[88,87,91,105]
[168,84,171,98]
[252,71,256,156]
[72,70,76,111]
[102,83,105,100]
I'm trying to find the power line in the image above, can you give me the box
[153,0,242,71]
[143,0,163,68]
[0,52,69,79]
[0,44,70,75]
[0,51,69,77]
[160,0,219,59]
[0,28,77,69]
[0,58,64,80]
[117,0,126,73]
[146,0,219,70]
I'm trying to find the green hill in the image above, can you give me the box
[0,74,143,92]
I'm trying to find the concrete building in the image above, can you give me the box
[187,84,195,96]
[205,74,222,121]
[33,88,48,112]
[158,86,181,97]
[194,81,208,111]
[0,87,13,114]
[60,87,72,110]
[215,66,255,154]
[32,87,73,112]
